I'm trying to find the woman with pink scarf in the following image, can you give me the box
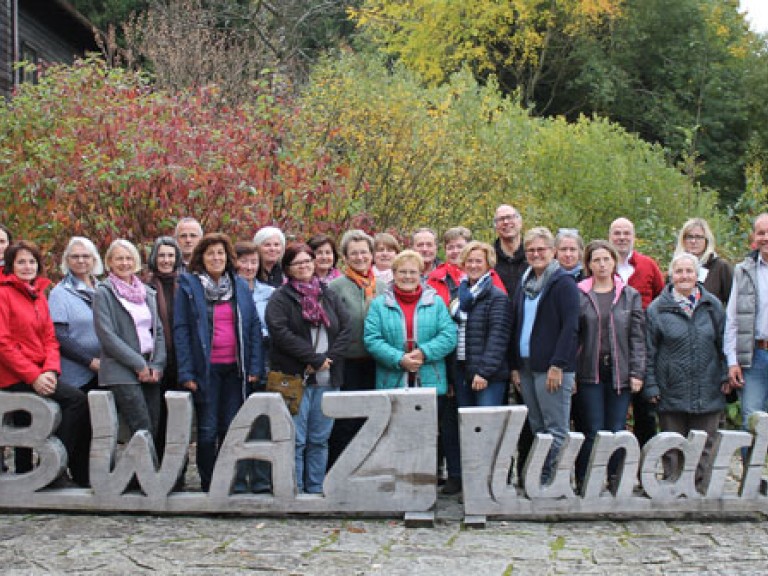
[94,239,166,438]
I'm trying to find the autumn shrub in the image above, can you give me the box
[0,57,349,269]
[297,52,724,265]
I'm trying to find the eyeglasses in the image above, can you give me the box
[289,259,313,267]
[684,234,706,241]
[525,247,551,255]
[494,214,520,224]
[69,254,93,260]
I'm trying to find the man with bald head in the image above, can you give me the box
[609,217,665,309]
[609,216,664,447]
[725,213,768,439]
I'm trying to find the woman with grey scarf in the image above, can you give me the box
[174,233,265,492]
[510,227,579,485]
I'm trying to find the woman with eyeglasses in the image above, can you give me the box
[555,229,585,282]
[266,243,350,493]
[510,227,579,485]
[674,218,733,305]
[365,249,457,393]
[49,237,104,394]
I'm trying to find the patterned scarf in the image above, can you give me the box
[197,272,233,303]
[673,286,700,317]
[522,260,560,299]
[109,272,146,304]
[457,271,492,313]
[345,265,377,302]
[290,276,330,327]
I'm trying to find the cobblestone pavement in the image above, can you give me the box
[1,494,766,575]
[3,446,767,574]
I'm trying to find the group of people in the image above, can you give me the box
[0,205,764,497]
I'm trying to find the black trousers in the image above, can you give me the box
[6,381,91,486]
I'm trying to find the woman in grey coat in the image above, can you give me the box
[94,239,166,438]
[574,240,645,489]
[644,252,728,490]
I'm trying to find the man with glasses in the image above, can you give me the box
[609,217,664,448]
[493,204,532,487]
[175,217,203,272]
[493,205,528,297]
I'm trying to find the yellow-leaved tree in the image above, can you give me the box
[349,0,623,109]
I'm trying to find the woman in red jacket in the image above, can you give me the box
[0,241,90,486]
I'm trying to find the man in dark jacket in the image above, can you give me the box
[493,204,528,297]
[492,204,532,485]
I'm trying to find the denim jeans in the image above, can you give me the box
[108,382,162,438]
[294,384,336,493]
[573,381,632,482]
[195,363,244,492]
[741,348,768,433]
[455,361,507,408]
[518,359,574,483]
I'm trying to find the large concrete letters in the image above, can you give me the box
[1,392,767,520]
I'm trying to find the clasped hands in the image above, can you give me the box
[399,349,424,373]
[136,365,162,384]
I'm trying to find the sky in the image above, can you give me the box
[741,0,768,33]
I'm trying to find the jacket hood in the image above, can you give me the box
[0,274,51,295]
[578,274,628,304]
[382,283,439,308]
[428,262,464,284]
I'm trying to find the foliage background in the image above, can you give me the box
[3,0,767,272]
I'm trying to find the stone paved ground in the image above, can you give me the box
[3,448,768,574]
[2,495,767,575]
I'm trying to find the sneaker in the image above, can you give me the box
[441,477,462,495]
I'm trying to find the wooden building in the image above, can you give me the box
[0,0,97,98]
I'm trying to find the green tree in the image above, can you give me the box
[298,52,715,263]
[71,0,147,30]
[549,0,753,204]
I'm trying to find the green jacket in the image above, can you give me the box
[328,274,384,358]
[364,286,457,394]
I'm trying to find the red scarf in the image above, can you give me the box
[394,284,422,351]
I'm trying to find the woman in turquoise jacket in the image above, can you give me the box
[364,250,457,394]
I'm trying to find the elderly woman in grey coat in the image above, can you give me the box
[644,252,728,490]
[94,239,166,438]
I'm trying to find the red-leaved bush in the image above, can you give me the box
[0,57,356,269]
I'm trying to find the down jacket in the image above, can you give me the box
[576,276,645,391]
[0,275,60,388]
[644,283,728,414]
[459,282,512,382]
[364,285,457,393]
